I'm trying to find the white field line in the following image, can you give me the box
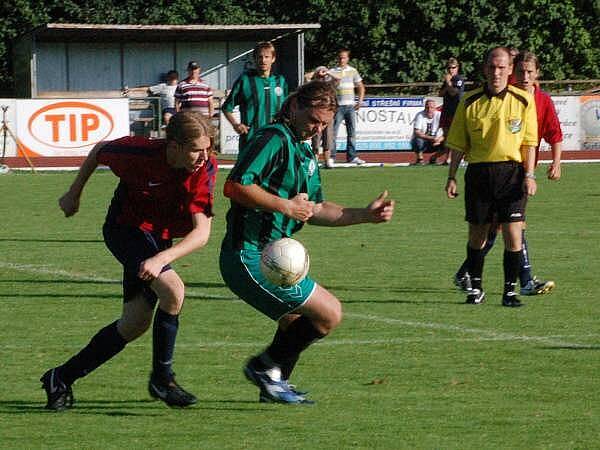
[1,261,595,348]
[345,313,590,348]
[0,261,235,300]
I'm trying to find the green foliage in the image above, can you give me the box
[0,0,598,94]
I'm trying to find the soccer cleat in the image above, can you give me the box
[244,359,311,404]
[40,368,74,411]
[466,288,485,305]
[325,158,335,169]
[148,374,197,407]
[520,277,555,296]
[428,156,437,165]
[502,292,523,307]
[454,273,472,293]
[349,157,365,165]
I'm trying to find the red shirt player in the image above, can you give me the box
[41,111,217,411]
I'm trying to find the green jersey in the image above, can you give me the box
[222,71,288,149]
[224,123,323,251]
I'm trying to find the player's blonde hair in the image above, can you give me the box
[166,111,215,146]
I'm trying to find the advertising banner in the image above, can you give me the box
[335,97,424,151]
[580,96,600,151]
[14,99,129,157]
[540,96,581,152]
[220,108,241,154]
[219,95,600,156]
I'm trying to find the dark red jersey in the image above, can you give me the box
[97,136,217,239]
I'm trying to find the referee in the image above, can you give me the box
[445,47,538,307]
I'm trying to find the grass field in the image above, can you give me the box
[1,164,599,449]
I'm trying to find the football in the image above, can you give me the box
[260,238,310,286]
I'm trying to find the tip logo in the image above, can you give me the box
[28,101,114,149]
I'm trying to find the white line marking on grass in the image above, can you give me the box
[2,261,594,349]
[0,262,116,283]
[0,261,236,300]
[345,312,589,348]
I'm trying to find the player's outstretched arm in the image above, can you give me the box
[224,181,314,222]
[59,142,106,217]
[309,191,395,226]
[138,213,212,280]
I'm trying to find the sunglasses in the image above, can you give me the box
[447,66,458,69]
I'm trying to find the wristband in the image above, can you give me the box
[524,172,536,180]
[447,176,456,181]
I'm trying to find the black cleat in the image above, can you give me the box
[40,368,74,411]
[502,292,523,307]
[148,374,197,407]
[454,273,472,293]
[466,288,485,305]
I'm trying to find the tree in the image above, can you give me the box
[1,0,598,95]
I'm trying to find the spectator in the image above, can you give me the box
[436,57,465,164]
[445,46,538,308]
[411,99,444,165]
[148,70,179,126]
[175,61,214,118]
[222,41,288,153]
[307,66,339,160]
[328,48,366,168]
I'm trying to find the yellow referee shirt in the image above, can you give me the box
[446,85,538,163]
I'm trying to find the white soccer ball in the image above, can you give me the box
[260,238,310,287]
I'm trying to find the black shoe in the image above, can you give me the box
[148,374,197,407]
[428,156,437,164]
[454,273,472,293]
[466,288,485,304]
[502,292,523,307]
[40,368,74,411]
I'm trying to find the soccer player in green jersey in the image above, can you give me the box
[223,41,288,151]
[220,81,395,404]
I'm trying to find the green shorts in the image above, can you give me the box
[219,247,316,321]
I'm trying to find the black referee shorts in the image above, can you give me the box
[464,161,527,224]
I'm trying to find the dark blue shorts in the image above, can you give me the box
[162,107,176,116]
[103,222,172,305]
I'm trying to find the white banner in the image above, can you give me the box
[220,108,241,154]
[541,96,580,152]
[14,99,129,157]
[335,97,424,151]
[581,96,600,151]
[218,95,599,156]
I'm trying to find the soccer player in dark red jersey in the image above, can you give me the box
[41,111,218,410]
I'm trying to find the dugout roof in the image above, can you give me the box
[13,23,320,97]
[27,23,321,42]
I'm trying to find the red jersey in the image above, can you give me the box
[97,136,217,239]
[534,86,563,148]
